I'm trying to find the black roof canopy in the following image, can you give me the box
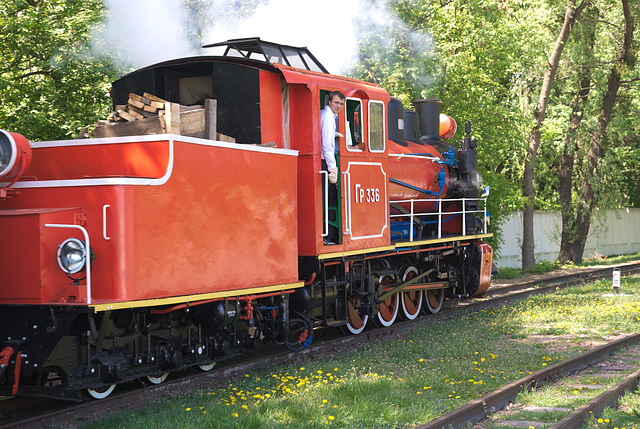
[202,37,329,74]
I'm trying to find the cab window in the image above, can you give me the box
[369,100,385,152]
[345,98,363,152]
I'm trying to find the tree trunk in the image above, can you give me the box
[521,0,587,270]
[558,74,591,263]
[568,0,635,263]
[558,12,596,264]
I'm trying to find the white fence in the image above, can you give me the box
[495,208,640,268]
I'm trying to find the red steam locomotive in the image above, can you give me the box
[0,38,492,400]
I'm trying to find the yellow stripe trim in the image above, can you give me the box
[318,245,396,260]
[89,281,304,313]
[394,233,493,248]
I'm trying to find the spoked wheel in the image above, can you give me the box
[424,288,445,314]
[375,293,399,327]
[146,372,169,384]
[400,266,422,320]
[401,290,423,319]
[284,315,313,352]
[342,294,368,335]
[82,384,116,400]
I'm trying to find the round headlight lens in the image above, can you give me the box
[57,238,87,274]
[0,130,16,177]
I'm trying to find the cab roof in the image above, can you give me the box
[202,37,329,74]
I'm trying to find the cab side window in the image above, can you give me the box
[346,98,363,151]
[369,101,385,153]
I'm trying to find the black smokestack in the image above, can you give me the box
[412,98,441,143]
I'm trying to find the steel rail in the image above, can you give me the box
[549,367,640,429]
[417,333,640,429]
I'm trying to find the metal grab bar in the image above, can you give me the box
[102,204,110,240]
[43,223,92,304]
[319,170,328,238]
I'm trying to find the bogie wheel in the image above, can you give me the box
[424,288,445,314]
[284,315,313,352]
[341,294,368,335]
[400,266,422,320]
[374,275,398,327]
[146,372,169,384]
[82,384,116,400]
[198,363,216,371]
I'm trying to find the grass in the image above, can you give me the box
[494,251,640,280]
[77,275,640,429]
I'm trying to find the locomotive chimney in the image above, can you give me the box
[412,98,441,144]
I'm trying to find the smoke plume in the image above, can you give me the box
[92,0,433,78]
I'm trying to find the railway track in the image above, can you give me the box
[2,261,639,429]
[418,334,640,429]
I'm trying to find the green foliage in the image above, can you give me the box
[0,0,121,141]
[346,0,640,258]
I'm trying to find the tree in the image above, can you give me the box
[521,0,588,270]
[558,0,636,262]
[0,0,120,141]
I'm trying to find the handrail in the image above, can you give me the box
[43,223,92,304]
[319,170,328,238]
[102,204,110,240]
[390,197,488,241]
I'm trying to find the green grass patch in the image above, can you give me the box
[495,251,640,280]
[78,276,640,429]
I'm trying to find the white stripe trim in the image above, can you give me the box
[31,134,298,156]
[8,134,298,189]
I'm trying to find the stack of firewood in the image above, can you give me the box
[82,93,234,142]
[110,93,168,122]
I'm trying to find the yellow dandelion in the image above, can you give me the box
[185,408,191,411]
[329,416,335,420]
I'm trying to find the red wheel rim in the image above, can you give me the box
[425,289,444,314]
[345,295,368,334]
[401,266,422,319]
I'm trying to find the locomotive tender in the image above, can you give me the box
[0,38,492,400]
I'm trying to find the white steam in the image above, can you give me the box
[91,0,192,70]
[91,0,433,78]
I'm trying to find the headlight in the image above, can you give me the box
[0,129,32,181]
[57,238,88,274]
[0,130,17,177]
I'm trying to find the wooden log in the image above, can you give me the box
[204,99,217,140]
[143,104,158,113]
[117,109,138,122]
[180,108,205,137]
[143,92,168,103]
[216,133,235,143]
[128,98,146,110]
[126,108,145,120]
[128,104,156,118]
[92,116,165,138]
[180,105,203,112]
[165,102,181,135]
[129,93,152,106]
